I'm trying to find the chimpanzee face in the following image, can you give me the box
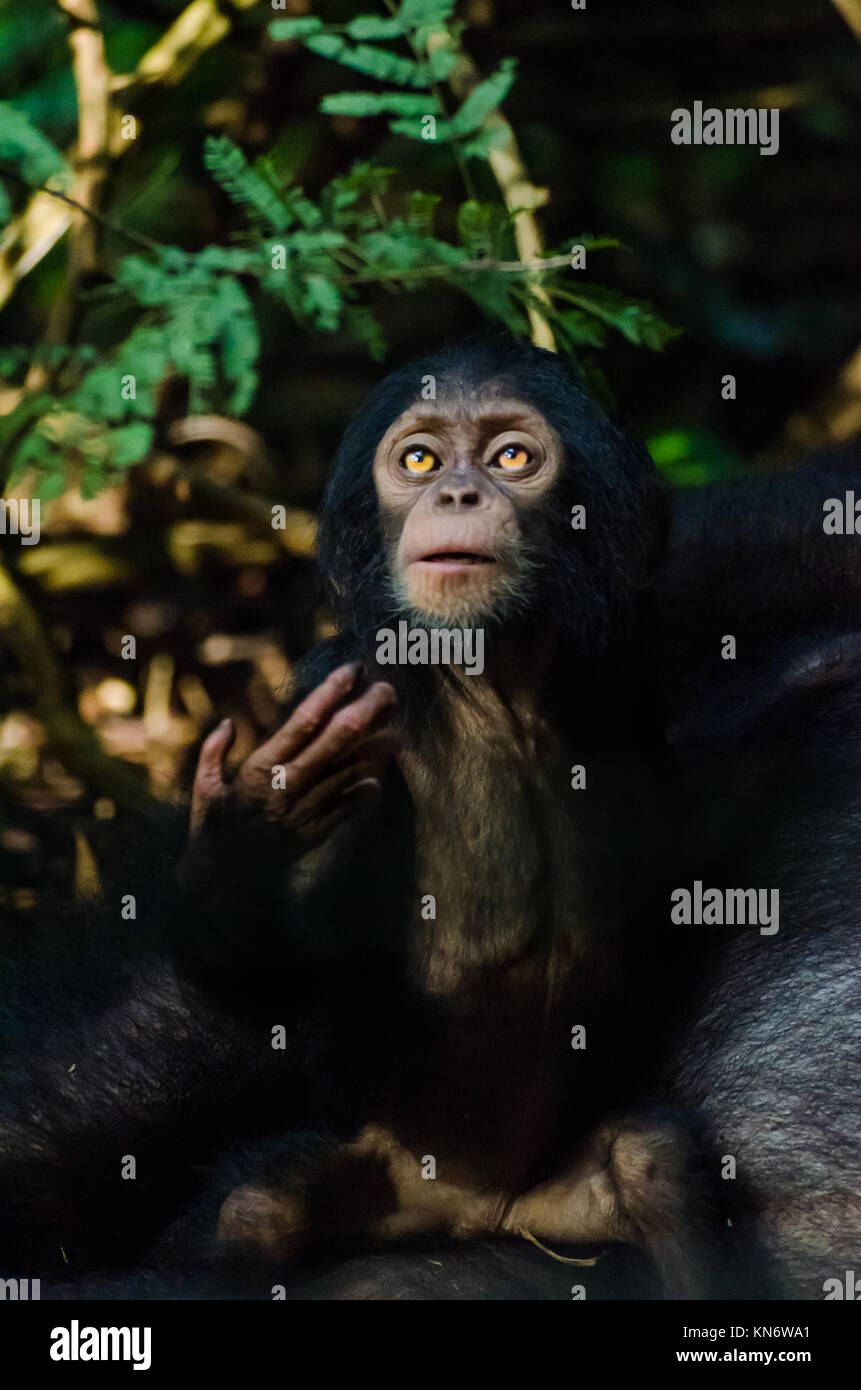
[373,390,564,627]
[319,339,663,667]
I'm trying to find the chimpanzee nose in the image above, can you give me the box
[436,479,481,508]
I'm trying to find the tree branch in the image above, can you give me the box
[428,32,556,351]
[0,0,255,312]
[0,166,163,254]
[831,0,861,40]
[23,0,112,393]
[113,0,258,92]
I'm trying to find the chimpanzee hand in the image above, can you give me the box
[189,664,401,854]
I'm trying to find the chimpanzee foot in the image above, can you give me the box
[216,1117,716,1297]
[215,1124,501,1262]
[217,1184,309,1261]
[503,1117,714,1299]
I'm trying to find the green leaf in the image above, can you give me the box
[320,163,395,227]
[269,17,325,39]
[109,421,154,469]
[426,46,457,81]
[327,162,394,198]
[462,126,509,160]
[282,188,323,229]
[342,304,387,360]
[0,102,70,187]
[35,469,68,502]
[197,245,265,274]
[453,271,529,337]
[0,393,54,480]
[301,275,343,331]
[79,467,104,501]
[287,228,347,254]
[447,58,517,137]
[400,0,457,27]
[546,234,623,258]
[457,200,500,258]
[0,345,29,375]
[346,17,404,40]
[253,127,319,191]
[321,92,438,118]
[387,117,435,141]
[215,279,260,415]
[71,365,130,423]
[358,227,466,272]
[203,135,293,232]
[306,36,428,88]
[406,191,441,236]
[552,283,681,350]
[390,90,513,144]
[647,428,741,486]
[549,305,608,352]
[260,264,306,319]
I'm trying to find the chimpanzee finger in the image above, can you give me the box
[295,777,382,848]
[284,760,381,826]
[282,683,398,790]
[284,726,401,826]
[190,718,236,836]
[327,726,403,772]
[255,663,358,768]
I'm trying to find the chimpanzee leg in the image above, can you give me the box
[0,957,307,1274]
[501,1116,720,1299]
[214,1115,721,1299]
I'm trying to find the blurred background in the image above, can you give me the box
[0,0,859,936]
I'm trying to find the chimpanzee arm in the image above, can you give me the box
[0,649,404,1275]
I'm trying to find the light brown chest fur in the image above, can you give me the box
[400,702,591,1006]
[383,694,605,1192]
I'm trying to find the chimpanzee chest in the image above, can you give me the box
[401,728,592,1001]
[385,727,600,1189]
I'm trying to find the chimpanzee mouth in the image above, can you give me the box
[420,552,495,564]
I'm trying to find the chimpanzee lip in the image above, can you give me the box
[419,551,495,564]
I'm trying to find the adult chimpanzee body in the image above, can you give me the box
[652,446,861,1299]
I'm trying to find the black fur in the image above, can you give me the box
[652,445,861,1297]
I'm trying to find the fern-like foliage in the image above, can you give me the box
[1,247,260,497]
[0,0,679,501]
[270,3,513,155]
[0,102,69,190]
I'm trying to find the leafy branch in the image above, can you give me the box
[272,0,555,342]
[0,0,678,503]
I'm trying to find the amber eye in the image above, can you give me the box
[400,447,441,474]
[492,445,532,472]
